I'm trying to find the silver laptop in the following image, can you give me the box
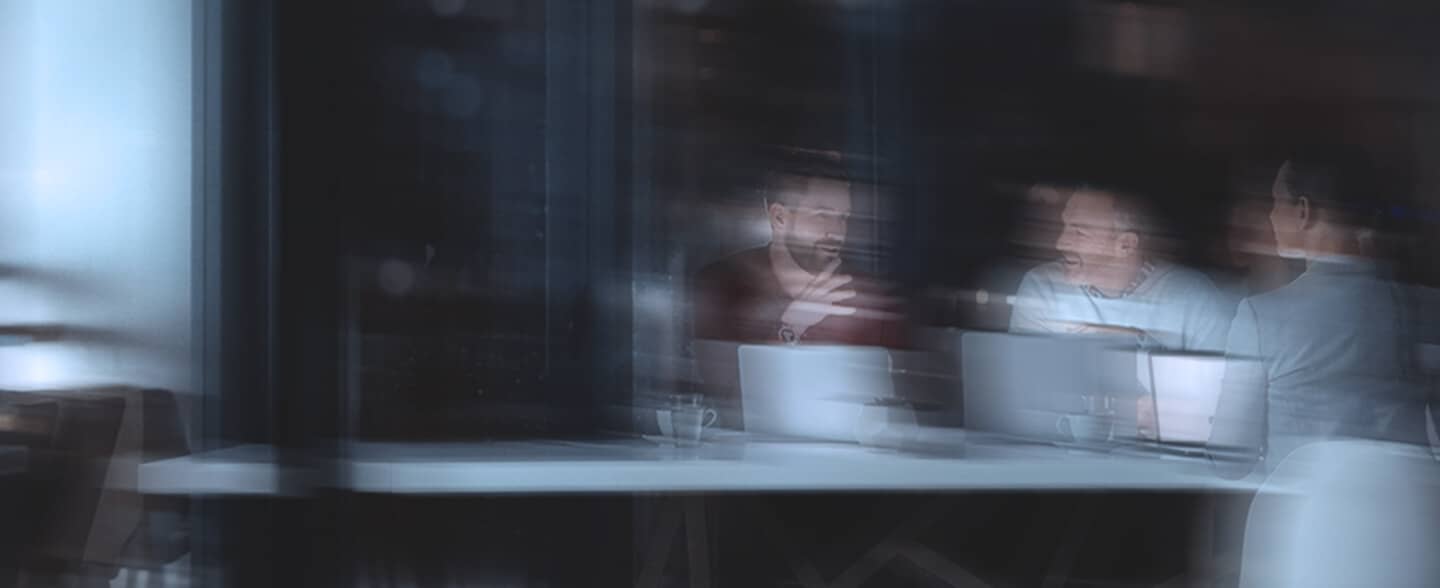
[737,345,894,442]
[960,331,1137,442]
[1143,352,1229,447]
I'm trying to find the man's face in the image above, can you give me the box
[775,178,852,274]
[1054,190,1136,286]
[1269,162,1307,259]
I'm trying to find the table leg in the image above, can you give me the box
[828,498,958,588]
[683,497,711,588]
[1190,494,1217,580]
[637,498,683,588]
[751,500,827,588]
[1156,493,1249,587]
[890,540,994,588]
[1041,494,1100,588]
[637,496,714,588]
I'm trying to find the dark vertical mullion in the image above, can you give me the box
[544,0,632,429]
[627,1,658,426]
[873,4,911,286]
[273,0,342,454]
[544,0,590,430]
[539,5,633,582]
[190,3,222,587]
[198,0,299,585]
[271,2,342,586]
[260,0,280,450]
[589,0,632,420]
[193,0,223,454]
[844,6,878,276]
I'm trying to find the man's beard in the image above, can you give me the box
[786,235,842,275]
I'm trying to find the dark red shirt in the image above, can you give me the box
[692,247,906,348]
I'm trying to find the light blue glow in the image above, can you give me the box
[0,1,192,390]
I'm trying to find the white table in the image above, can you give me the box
[138,439,1266,588]
[138,445,307,496]
[138,438,1265,496]
[348,440,1267,494]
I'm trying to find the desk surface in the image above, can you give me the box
[138,445,298,495]
[138,437,1265,496]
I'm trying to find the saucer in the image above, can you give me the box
[1052,439,1117,453]
[642,430,747,446]
[642,434,692,446]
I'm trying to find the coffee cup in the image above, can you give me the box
[1057,414,1114,445]
[656,406,717,446]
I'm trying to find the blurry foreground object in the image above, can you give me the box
[1238,440,1440,587]
[0,387,189,587]
[1210,146,1430,467]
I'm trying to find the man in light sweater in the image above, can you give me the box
[1009,185,1232,352]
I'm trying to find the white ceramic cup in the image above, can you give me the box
[1057,414,1114,444]
[657,406,716,446]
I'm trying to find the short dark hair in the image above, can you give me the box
[1278,144,1387,228]
[756,147,853,208]
[1068,182,1160,238]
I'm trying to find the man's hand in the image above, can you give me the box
[1136,395,1157,440]
[779,258,857,337]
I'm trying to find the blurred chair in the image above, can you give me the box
[14,389,127,587]
[112,388,191,587]
[0,394,62,447]
[10,387,190,588]
[0,394,62,585]
[1238,440,1440,588]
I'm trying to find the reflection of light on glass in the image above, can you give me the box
[671,0,709,15]
[634,280,673,318]
[0,348,66,389]
[444,75,484,118]
[500,33,539,65]
[414,50,453,89]
[35,132,113,200]
[4,1,195,392]
[378,260,416,297]
[32,167,57,193]
[23,352,55,385]
[430,0,466,17]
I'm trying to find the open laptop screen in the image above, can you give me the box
[960,332,1136,441]
[738,345,894,442]
[1148,353,1228,444]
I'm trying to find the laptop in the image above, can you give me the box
[1148,352,1226,443]
[1134,351,1250,457]
[737,345,895,442]
[960,331,1138,443]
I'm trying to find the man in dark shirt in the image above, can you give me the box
[692,168,903,347]
[689,163,905,433]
